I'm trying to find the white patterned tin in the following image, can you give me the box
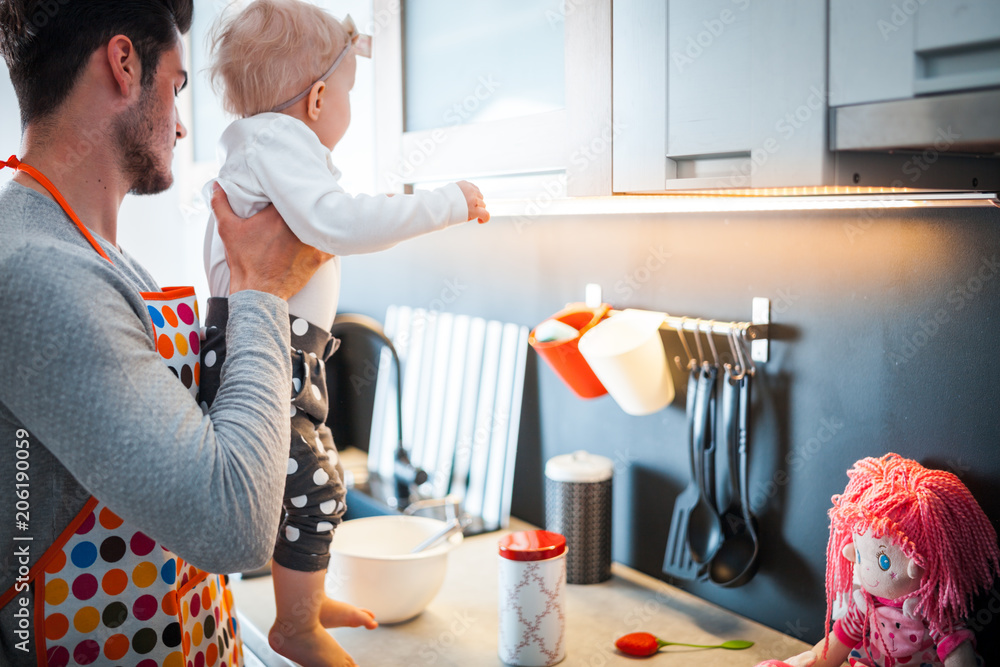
[498,530,567,666]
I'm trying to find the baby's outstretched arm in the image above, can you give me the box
[456,180,490,223]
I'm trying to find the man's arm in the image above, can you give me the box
[0,193,329,573]
[0,244,286,573]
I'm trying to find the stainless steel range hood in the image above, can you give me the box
[827,89,1000,194]
[834,89,1000,154]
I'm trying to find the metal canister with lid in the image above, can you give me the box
[544,451,613,584]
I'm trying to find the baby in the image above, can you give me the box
[199,1,489,666]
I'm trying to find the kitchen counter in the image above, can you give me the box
[230,518,810,666]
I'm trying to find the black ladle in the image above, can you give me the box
[687,363,722,565]
[708,371,759,587]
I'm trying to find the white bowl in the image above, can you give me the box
[325,515,463,624]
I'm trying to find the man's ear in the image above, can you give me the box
[842,542,856,562]
[107,35,140,99]
[307,81,325,121]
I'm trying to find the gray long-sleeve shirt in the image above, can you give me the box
[0,181,292,660]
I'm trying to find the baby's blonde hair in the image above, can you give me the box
[209,0,348,117]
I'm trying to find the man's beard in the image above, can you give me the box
[114,84,173,196]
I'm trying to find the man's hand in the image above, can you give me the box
[212,183,333,300]
[456,180,490,224]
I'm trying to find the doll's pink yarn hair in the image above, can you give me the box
[823,453,999,656]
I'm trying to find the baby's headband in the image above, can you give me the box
[269,14,371,113]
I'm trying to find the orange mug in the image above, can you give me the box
[529,303,611,399]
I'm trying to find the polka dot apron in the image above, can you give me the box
[0,156,242,666]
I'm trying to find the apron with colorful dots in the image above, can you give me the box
[0,156,241,666]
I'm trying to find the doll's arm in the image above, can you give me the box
[942,640,976,667]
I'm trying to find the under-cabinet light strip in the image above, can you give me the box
[488,193,999,218]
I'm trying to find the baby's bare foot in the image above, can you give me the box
[268,619,358,667]
[319,596,378,630]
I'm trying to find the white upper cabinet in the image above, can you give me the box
[666,1,751,160]
[830,0,1000,106]
[374,0,612,197]
[614,0,999,194]
[374,1,997,197]
[614,0,832,193]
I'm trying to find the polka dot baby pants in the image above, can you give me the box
[201,298,346,572]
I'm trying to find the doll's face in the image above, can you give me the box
[842,528,924,600]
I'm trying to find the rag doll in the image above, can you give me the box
[758,453,999,667]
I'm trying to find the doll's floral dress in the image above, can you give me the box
[834,594,982,667]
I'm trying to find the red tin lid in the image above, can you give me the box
[498,530,567,561]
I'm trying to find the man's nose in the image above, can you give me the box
[176,108,188,140]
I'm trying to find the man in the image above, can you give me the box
[0,1,330,662]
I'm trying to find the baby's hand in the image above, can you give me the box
[785,651,818,667]
[457,180,490,224]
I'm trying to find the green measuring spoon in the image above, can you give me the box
[616,632,754,657]
[658,639,754,650]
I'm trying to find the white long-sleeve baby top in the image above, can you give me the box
[205,112,468,330]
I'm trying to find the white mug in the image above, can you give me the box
[578,309,675,415]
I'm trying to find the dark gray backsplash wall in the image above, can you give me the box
[338,204,1000,655]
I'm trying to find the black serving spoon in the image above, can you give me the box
[708,370,759,587]
[687,363,722,565]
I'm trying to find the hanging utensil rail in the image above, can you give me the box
[584,285,771,362]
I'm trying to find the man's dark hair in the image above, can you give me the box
[0,0,193,127]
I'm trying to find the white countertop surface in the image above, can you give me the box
[229,517,809,666]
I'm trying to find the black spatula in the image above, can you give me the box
[662,368,704,581]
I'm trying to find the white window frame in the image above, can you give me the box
[372,0,611,197]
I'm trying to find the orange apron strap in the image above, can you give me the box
[0,155,112,264]
[175,569,211,599]
[0,497,99,609]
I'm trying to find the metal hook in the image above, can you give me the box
[673,317,696,371]
[693,319,706,368]
[726,328,747,381]
[736,327,756,377]
[724,327,742,373]
[705,320,721,369]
